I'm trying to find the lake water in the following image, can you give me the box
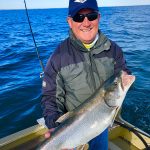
[0,5,150,138]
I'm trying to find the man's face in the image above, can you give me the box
[67,9,100,44]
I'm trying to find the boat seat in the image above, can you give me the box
[108,141,122,150]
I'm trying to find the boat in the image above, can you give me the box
[0,114,150,150]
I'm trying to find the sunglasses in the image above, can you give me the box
[72,12,98,23]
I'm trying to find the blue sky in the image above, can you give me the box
[0,0,150,10]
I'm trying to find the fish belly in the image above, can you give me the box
[59,103,115,149]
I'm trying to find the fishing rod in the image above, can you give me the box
[23,0,44,78]
[114,120,150,150]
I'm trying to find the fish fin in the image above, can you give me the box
[56,112,73,123]
[37,117,48,128]
[110,106,120,127]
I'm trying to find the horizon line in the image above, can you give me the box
[0,4,149,11]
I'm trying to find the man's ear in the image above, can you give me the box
[98,13,101,22]
[67,17,72,28]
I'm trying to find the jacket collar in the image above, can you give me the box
[69,29,111,54]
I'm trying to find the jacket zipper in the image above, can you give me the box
[89,52,97,92]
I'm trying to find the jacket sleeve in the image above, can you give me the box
[112,42,131,75]
[41,53,66,129]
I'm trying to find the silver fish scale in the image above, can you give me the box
[43,98,116,150]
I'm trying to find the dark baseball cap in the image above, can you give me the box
[68,0,99,17]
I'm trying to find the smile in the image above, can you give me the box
[81,28,92,32]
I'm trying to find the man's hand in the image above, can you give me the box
[45,128,55,138]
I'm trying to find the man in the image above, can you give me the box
[41,0,130,149]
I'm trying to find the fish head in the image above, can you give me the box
[104,71,135,107]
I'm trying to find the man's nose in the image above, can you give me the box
[82,17,91,26]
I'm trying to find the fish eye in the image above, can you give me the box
[114,79,118,86]
[114,81,118,87]
[114,81,118,85]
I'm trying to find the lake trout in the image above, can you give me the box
[38,71,135,150]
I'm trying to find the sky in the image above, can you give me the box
[0,0,150,10]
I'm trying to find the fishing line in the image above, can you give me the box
[23,0,44,78]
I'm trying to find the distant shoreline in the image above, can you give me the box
[0,4,150,11]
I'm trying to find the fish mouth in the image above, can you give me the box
[121,71,136,90]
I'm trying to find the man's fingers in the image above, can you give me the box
[44,128,55,138]
[45,132,50,138]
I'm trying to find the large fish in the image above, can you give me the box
[38,71,135,150]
